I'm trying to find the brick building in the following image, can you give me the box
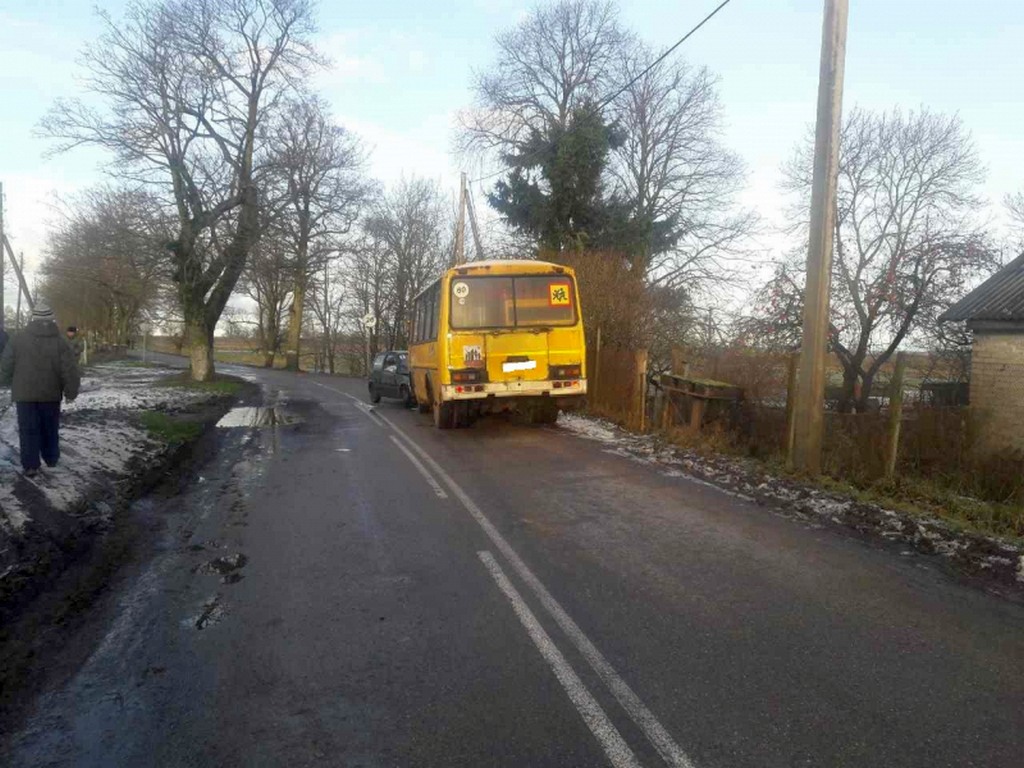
[941,254,1024,454]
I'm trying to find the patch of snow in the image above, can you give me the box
[0,363,217,534]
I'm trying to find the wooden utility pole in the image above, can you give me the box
[884,352,908,479]
[3,236,33,315]
[635,348,648,432]
[15,252,23,329]
[784,351,800,468]
[466,181,485,262]
[454,172,467,266]
[791,0,849,475]
[0,181,4,332]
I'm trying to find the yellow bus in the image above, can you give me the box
[408,259,587,428]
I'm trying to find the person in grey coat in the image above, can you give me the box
[0,302,81,477]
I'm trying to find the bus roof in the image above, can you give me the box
[449,259,575,275]
[412,259,576,302]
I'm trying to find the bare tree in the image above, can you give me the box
[609,46,754,288]
[41,0,318,380]
[267,96,371,370]
[363,178,451,349]
[239,227,292,367]
[1007,191,1024,251]
[749,108,998,412]
[42,186,171,345]
[343,235,392,373]
[458,0,626,158]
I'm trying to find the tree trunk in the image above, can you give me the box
[285,279,306,371]
[856,370,877,414]
[188,317,215,382]
[838,367,858,413]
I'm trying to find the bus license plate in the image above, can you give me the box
[502,360,537,372]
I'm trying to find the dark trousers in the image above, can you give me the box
[16,401,62,471]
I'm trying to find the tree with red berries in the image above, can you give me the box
[743,108,998,412]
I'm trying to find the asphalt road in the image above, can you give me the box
[4,356,1024,767]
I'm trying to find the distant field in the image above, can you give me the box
[149,336,359,375]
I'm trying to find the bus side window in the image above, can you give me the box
[420,295,429,342]
[413,297,423,343]
[429,282,440,339]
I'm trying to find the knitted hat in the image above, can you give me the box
[32,302,55,321]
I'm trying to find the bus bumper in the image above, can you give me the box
[442,379,587,401]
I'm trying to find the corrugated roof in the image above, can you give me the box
[941,253,1024,322]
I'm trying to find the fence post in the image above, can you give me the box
[671,346,686,376]
[884,352,908,479]
[785,351,799,468]
[689,397,705,435]
[636,348,648,432]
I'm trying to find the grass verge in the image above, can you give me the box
[666,426,1024,543]
[155,372,244,397]
[139,411,203,444]
[809,473,1024,541]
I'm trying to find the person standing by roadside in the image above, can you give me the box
[0,302,81,477]
[65,326,84,364]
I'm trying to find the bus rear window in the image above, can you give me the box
[450,277,515,328]
[514,276,575,327]
[449,275,576,329]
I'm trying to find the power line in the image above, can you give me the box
[469,0,735,186]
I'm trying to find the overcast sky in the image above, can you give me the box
[2,0,1022,294]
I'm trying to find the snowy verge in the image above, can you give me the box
[0,362,237,614]
[558,412,1024,598]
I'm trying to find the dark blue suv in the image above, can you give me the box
[368,350,414,407]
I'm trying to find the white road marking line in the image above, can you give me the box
[312,379,696,768]
[375,411,697,768]
[477,551,642,768]
[311,382,382,424]
[388,435,448,499]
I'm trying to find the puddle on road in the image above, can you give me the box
[195,552,248,576]
[217,406,302,428]
[191,594,226,630]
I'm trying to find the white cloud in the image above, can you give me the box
[341,111,460,188]
[313,29,385,88]
[406,48,429,75]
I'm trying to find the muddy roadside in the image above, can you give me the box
[0,361,256,720]
[559,413,1024,603]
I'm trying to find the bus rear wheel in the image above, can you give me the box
[433,401,455,429]
[418,381,433,413]
[530,400,559,425]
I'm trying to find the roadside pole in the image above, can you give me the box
[454,172,467,266]
[884,352,908,479]
[466,181,485,262]
[785,350,800,468]
[15,253,22,329]
[1,181,4,332]
[792,0,849,475]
